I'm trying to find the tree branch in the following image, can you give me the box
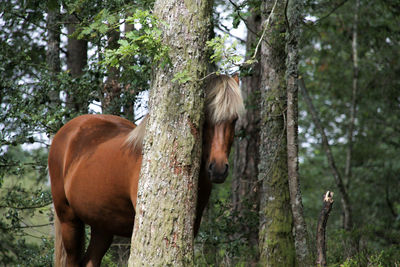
[299,77,353,230]
[215,23,246,43]
[315,0,349,23]
[227,0,259,37]
[0,202,52,210]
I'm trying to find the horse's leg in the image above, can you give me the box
[60,220,85,267]
[82,228,113,267]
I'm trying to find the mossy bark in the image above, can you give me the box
[258,0,296,266]
[128,0,212,266]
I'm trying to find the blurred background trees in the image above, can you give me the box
[0,0,399,265]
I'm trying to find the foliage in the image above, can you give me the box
[103,9,170,68]
[330,245,400,267]
[299,0,400,265]
[195,174,259,266]
[206,34,244,73]
[0,146,53,265]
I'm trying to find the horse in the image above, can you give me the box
[48,74,244,267]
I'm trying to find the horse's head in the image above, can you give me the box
[125,74,244,184]
[203,75,244,184]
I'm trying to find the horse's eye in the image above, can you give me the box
[232,117,238,124]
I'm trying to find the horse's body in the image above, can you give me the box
[49,75,244,266]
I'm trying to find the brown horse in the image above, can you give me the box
[48,74,244,266]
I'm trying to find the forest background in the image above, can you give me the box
[0,0,399,266]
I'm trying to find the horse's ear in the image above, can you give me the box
[232,73,239,85]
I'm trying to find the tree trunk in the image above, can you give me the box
[46,2,60,105]
[258,1,296,266]
[286,1,310,265]
[66,14,88,114]
[128,0,212,266]
[232,9,261,254]
[122,21,135,121]
[316,191,334,267]
[102,29,121,115]
[343,0,359,230]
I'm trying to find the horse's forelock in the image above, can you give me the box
[205,75,245,124]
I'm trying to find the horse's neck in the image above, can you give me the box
[197,164,212,209]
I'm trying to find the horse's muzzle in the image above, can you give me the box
[208,162,229,184]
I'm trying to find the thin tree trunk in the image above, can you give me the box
[316,191,334,267]
[66,14,88,114]
[122,21,135,121]
[299,78,353,231]
[232,9,261,254]
[46,2,60,105]
[46,5,61,264]
[286,0,310,265]
[128,0,212,266]
[258,1,296,266]
[344,0,359,192]
[102,29,121,115]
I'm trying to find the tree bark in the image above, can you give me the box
[258,1,296,266]
[46,2,60,106]
[316,191,334,267]
[299,78,353,231]
[102,29,121,115]
[46,4,60,75]
[66,14,88,114]
[232,9,261,253]
[286,1,310,266]
[128,0,212,266]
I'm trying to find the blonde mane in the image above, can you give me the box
[125,75,244,150]
[205,74,244,124]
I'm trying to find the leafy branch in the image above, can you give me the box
[102,9,170,69]
[204,0,279,76]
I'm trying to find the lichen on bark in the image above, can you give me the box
[128,1,212,266]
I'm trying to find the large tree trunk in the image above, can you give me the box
[128,0,212,266]
[232,9,262,255]
[258,1,296,266]
[286,0,310,265]
[66,14,88,114]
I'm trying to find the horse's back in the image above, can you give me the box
[49,114,140,236]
